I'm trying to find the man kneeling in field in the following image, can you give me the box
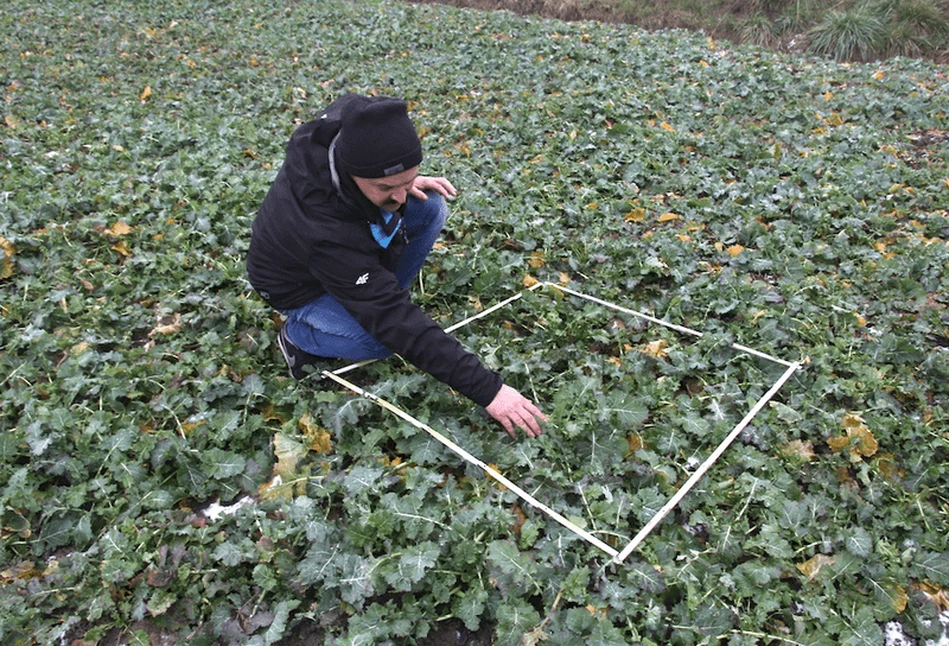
[246,93,546,439]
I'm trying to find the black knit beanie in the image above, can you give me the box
[336,96,423,178]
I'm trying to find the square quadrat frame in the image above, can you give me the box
[319,283,801,565]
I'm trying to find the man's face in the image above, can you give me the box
[352,166,419,211]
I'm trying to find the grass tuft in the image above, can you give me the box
[807,4,889,61]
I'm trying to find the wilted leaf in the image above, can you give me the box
[528,251,545,268]
[104,221,133,237]
[626,433,644,455]
[519,626,549,646]
[110,240,133,258]
[625,207,646,222]
[298,413,332,455]
[639,339,669,358]
[829,413,878,459]
[148,313,182,337]
[0,236,15,278]
[780,439,815,461]
[889,585,909,613]
[797,554,836,580]
[260,433,309,500]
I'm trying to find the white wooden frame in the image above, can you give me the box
[319,283,800,564]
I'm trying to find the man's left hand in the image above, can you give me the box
[411,175,457,201]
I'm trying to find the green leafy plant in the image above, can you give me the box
[1,0,948,644]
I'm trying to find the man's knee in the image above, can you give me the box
[406,192,447,231]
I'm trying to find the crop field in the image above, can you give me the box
[1,0,948,644]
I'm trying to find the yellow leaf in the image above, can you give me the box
[69,341,91,356]
[657,212,678,222]
[0,561,39,583]
[298,413,333,455]
[519,626,549,646]
[110,240,132,258]
[558,271,571,285]
[874,70,885,81]
[260,433,308,501]
[827,433,849,452]
[624,207,646,222]
[676,234,692,242]
[824,91,834,101]
[522,274,539,288]
[912,582,949,612]
[780,439,816,462]
[0,236,16,279]
[890,585,909,613]
[181,419,206,434]
[639,339,669,358]
[659,121,675,133]
[105,221,133,237]
[626,433,644,455]
[797,554,836,581]
[4,115,18,129]
[484,463,506,490]
[829,413,878,459]
[842,412,865,428]
[726,244,744,257]
[527,251,546,269]
[149,312,181,337]
[140,85,152,102]
[874,453,904,481]
[585,201,598,210]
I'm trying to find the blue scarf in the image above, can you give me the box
[370,209,402,248]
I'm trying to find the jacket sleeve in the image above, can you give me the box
[310,231,503,408]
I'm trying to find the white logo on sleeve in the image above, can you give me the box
[355,272,369,285]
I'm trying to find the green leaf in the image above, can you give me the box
[203,448,247,479]
[263,600,300,645]
[839,606,883,646]
[452,582,488,632]
[843,527,873,558]
[911,551,949,585]
[495,597,541,646]
[396,541,441,588]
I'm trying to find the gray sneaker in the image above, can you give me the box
[277,324,320,380]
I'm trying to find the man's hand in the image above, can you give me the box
[486,384,548,439]
[410,175,457,201]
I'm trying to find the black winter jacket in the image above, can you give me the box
[246,95,503,407]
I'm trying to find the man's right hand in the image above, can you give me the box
[485,384,548,439]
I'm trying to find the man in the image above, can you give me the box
[246,93,547,438]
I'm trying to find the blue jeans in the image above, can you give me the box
[282,193,447,360]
